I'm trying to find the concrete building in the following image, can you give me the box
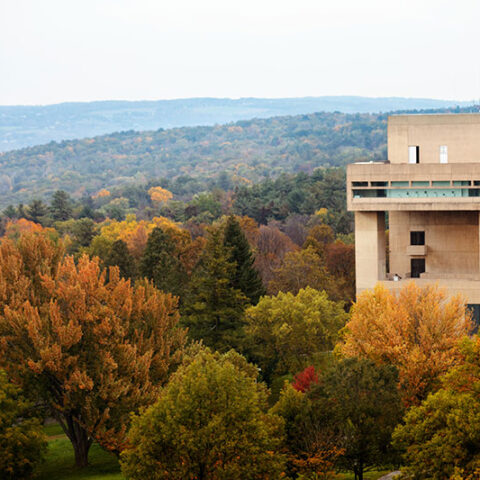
[347,113,480,320]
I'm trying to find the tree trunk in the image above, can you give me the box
[354,463,364,480]
[56,412,93,468]
[72,435,91,468]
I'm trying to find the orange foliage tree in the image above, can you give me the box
[339,282,472,406]
[0,233,187,467]
[4,218,51,239]
[254,225,297,286]
[325,240,355,305]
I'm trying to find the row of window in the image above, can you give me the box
[352,180,480,187]
[352,188,480,199]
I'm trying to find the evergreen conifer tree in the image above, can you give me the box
[105,239,137,279]
[50,190,73,221]
[2,205,17,219]
[223,215,265,304]
[183,228,247,352]
[26,199,48,224]
[140,227,187,297]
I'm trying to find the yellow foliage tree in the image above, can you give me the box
[339,282,472,406]
[148,186,173,204]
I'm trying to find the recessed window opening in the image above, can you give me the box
[409,145,420,164]
[410,231,425,246]
[411,258,425,278]
[440,145,448,164]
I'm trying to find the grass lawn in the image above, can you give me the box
[337,470,392,479]
[38,424,393,480]
[37,425,124,480]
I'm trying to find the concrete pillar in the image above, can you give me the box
[355,211,386,292]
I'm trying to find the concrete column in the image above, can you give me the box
[355,211,386,292]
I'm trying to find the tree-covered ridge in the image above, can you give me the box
[1,96,470,152]
[2,106,479,209]
[0,109,389,209]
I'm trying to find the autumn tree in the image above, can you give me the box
[325,239,355,305]
[223,215,265,304]
[0,370,47,480]
[292,365,319,393]
[254,225,297,286]
[4,218,47,239]
[148,186,173,204]
[244,287,347,384]
[393,335,480,479]
[183,228,247,352]
[268,246,336,299]
[0,233,187,467]
[303,224,335,258]
[339,282,472,406]
[120,350,286,480]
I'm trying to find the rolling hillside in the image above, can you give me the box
[0,96,470,152]
[0,105,478,210]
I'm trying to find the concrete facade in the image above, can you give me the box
[347,113,480,308]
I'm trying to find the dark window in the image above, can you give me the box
[410,231,425,246]
[411,258,425,278]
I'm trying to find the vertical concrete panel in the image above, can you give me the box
[389,211,410,277]
[355,211,386,291]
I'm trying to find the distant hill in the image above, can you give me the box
[1,106,479,210]
[0,96,472,152]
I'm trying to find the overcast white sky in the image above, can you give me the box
[1,0,479,105]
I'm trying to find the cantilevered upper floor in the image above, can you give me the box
[347,113,480,211]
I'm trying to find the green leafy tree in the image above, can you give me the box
[140,227,187,297]
[268,247,337,299]
[223,215,265,304]
[244,287,347,384]
[393,389,480,480]
[183,228,247,352]
[0,370,47,480]
[274,358,402,480]
[320,359,402,480]
[120,350,285,480]
[56,218,97,253]
[50,190,73,221]
[273,383,343,479]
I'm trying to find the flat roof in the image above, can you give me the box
[389,113,480,125]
